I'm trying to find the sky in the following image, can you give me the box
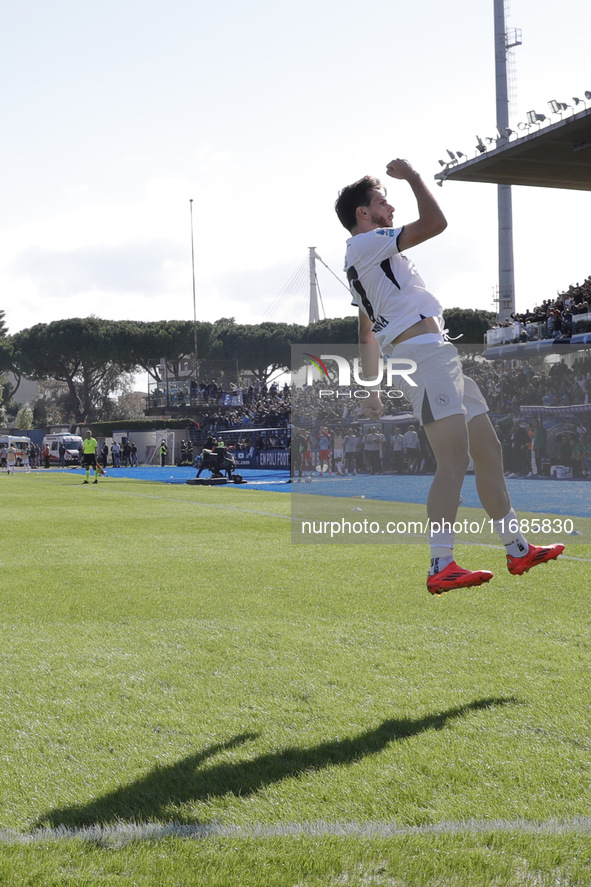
[1,0,591,338]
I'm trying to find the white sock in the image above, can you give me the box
[492,509,529,558]
[429,527,455,575]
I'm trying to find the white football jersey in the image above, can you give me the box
[344,226,443,350]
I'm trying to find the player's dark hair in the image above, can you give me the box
[335,176,383,232]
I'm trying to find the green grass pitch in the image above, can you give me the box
[0,469,590,886]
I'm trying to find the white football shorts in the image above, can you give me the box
[382,338,489,426]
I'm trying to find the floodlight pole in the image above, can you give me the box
[189,199,199,381]
[494,0,519,322]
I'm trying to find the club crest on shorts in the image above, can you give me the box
[435,394,450,407]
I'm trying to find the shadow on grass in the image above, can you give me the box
[36,696,518,829]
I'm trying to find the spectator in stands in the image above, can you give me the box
[554,432,574,470]
[579,430,591,477]
[391,426,406,474]
[403,425,421,473]
[308,430,319,471]
[291,428,306,481]
[29,443,38,468]
[21,444,31,474]
[301,432,314,477]
[318,427,332,476]
[6,444,17,475]
[363,426,384,475]
[343,429,359,475]
[111,441,121,468]
[332,429,345,475]
[529,419,547,477]
[508,419,530,477]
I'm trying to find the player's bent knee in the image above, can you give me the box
[432,444,470,475]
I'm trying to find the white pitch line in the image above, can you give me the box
[3,817,591,846]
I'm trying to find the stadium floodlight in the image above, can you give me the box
[438,159,447,167]
[585,91,591,100]
[456,151,466,161]
[573,96,587,107]
[446,149,456,161]
[475,136,487,153]
[526,110,547,126]
[549,100,573,117]
[517,121,531,130]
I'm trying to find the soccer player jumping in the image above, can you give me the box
[335,158,564,594]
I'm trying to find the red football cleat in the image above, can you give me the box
[506,542,565,576]
[427,561,494,595]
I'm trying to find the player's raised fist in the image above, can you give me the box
[386,158,416,179]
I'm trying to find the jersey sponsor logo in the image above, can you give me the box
[372,316,389,333]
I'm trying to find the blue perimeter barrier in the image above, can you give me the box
[52,465,591,519]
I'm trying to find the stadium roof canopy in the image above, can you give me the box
[435,106,591,191]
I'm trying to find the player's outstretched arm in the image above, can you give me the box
[386,158,447,250]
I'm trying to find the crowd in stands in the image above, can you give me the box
[290,419,591,479]
[291,354,591,428]
[291,380,416,432]
[463,354,591,413]
[218,429,290,455]
[195,381,291,435]
[489,276,591,341]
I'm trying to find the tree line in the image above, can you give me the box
[0,308,494,424]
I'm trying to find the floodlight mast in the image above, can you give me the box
[494,0,520,321]
[190,198,199,381]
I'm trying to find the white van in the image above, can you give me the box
[0,434,33,466]
[42,433,84,466]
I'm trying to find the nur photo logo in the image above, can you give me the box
[294,346,417,401]
[302,353,330,380]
